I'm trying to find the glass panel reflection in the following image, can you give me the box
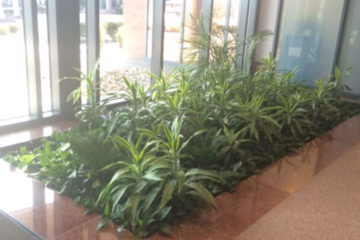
[276,0,344,84]
[99,0,152,100]
[338,0,360,95]
[0,1,29,121]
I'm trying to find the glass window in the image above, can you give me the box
[162,0,204,69]
[163,0,183,65]
[210,0,227,52]
[99,0,152,100]
[276,0,345,84]
[0,0,29,121]
[229,0,240,29]
[212,0,227,29]
[338,0,360,95]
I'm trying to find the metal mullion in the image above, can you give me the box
[245,0,259,39]
[199,0,214,62]
[179,0,186,63]
[236,0,249,68]
[150,0,166,84]
[45,0,54,112]
[332,0,350,77]
[23,0,43,119]
[145,0,150,58]
[243,0,259,70]
[47,0,60,112]
[272,0,283,57]
[86,0,100,103]
[224,0,231,44]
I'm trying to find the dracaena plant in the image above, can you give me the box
[95,117,223,238]
[273,94,311,136]
[229,95,280,142]
[140,116,224,204]
[65,61,110,130]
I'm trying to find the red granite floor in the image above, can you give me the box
[0,115,360,240]
[235,141,360,240]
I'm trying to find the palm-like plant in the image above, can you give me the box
[229,96,280,142]
[96,117,223,237]
[214,127,252,169]
[64,61,111,130]
[96,136,162,236]
[274,94,311,136]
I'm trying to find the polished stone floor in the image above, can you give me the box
[0,119,76,149]
[0,115,359,239]
[235,140,360,240]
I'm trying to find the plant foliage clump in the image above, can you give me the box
[5,22,360,238]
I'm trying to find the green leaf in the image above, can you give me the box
[117,225,125,233]
[159,180,177,211]
[143,171,163,181]
[143,186,161,211]
[130,195,143,230]
[91,179,100,189]
[232,161,243,171]
[104,202,111,216]
[159,223,172,235]
[111,184,132,212]
[185,168,224,183]
[160,206,172,221]
[97,217,111,231]
[187,182,217,209]
[179,129,206,153]
[177,170,186,194]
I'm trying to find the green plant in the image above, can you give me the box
[114,1,123,14]
[95,117,223,237]
[100,26,105,49]
[273,94,310,136]
[64,61,111,130]
[80,22,86,41]
[168,25,181,32]
[229,96,280,142]
[9,25,18,33]
[214,127,252,169]
[117,27,123,47]
[103,22,122,41]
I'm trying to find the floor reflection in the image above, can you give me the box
[0,119,77,149]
